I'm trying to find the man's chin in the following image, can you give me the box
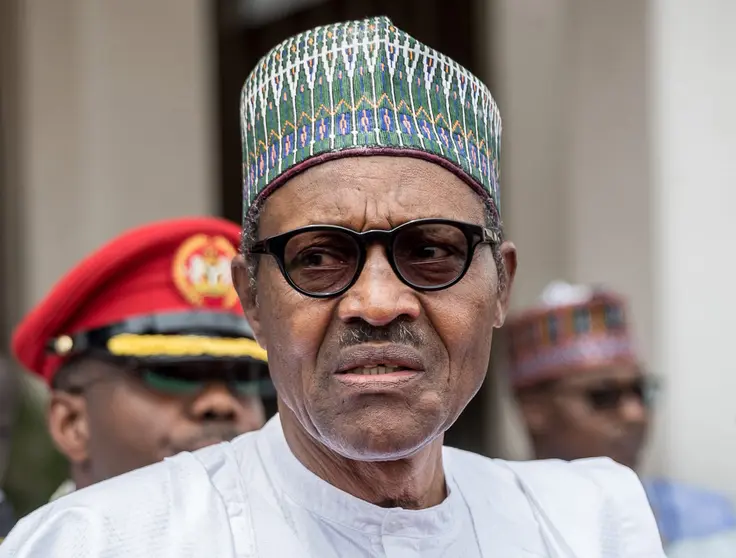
[606,449,641,471]
[317,420,443,462]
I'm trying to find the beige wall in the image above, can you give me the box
[14,0,217,312]
[491,0,736,499]
[0,0,23,349]
[487,0,654,467]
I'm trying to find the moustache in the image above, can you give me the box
[337,318,425,348]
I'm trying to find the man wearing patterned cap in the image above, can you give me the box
[6,217,271,503]
[505,281,736,552]
[1,18,664,557]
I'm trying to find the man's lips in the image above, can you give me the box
[333,344,424,380]
[335,344,425,387]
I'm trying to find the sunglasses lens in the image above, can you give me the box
[284,230,360,295]
[587,378,656,411]
[141,369,200,394]
[393,223,470,288]
[587,388,622,410]
[138,363,272,397]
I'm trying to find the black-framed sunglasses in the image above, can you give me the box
[249,218,502,298]
[566,375,661,411]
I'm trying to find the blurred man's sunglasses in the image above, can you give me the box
[573,375,661,411]
[62,356,275,399]
[129,362,275,398]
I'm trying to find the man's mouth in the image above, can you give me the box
[332,344,425,386]
[340,364,408,375]
[335,366,419,386]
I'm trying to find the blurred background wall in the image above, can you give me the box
[1,0,735,510]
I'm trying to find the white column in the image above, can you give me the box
[18,0,217,310]
[652,0,736,496]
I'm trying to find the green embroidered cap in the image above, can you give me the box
[240,16,502,221]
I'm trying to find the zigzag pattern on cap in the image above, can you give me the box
[239,16,502,220]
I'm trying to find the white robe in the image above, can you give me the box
[0,416,664,557]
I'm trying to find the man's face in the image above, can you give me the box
[236,156,516,461]
[520,364,651,469]
[50,360,266,483]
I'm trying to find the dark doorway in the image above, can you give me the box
[213,0,492,454]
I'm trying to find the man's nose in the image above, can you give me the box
[620,393,648,425]
[189,383,241,422]
[337,245,421,327]
[188,383,266,431]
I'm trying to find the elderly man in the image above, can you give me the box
[0,359,17,539]
[0,17,665,557]
[505,281,736,551]
[9,217,270,500]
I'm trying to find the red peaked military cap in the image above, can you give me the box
[12,216,266,384]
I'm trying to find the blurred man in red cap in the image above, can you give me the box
[9,216,271,500]
[505,281,736,551]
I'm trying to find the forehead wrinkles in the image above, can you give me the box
[259,157,487,234]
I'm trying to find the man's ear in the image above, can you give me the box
[493,241,518,328]
[232,254,266,351]
[48,391,90,465]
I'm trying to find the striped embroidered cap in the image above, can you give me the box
[504,282,638,389]
[240,16,502,222]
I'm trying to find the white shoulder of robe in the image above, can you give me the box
[0,433,258,558]
[1,432,664,558]
[449,450,665,558]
